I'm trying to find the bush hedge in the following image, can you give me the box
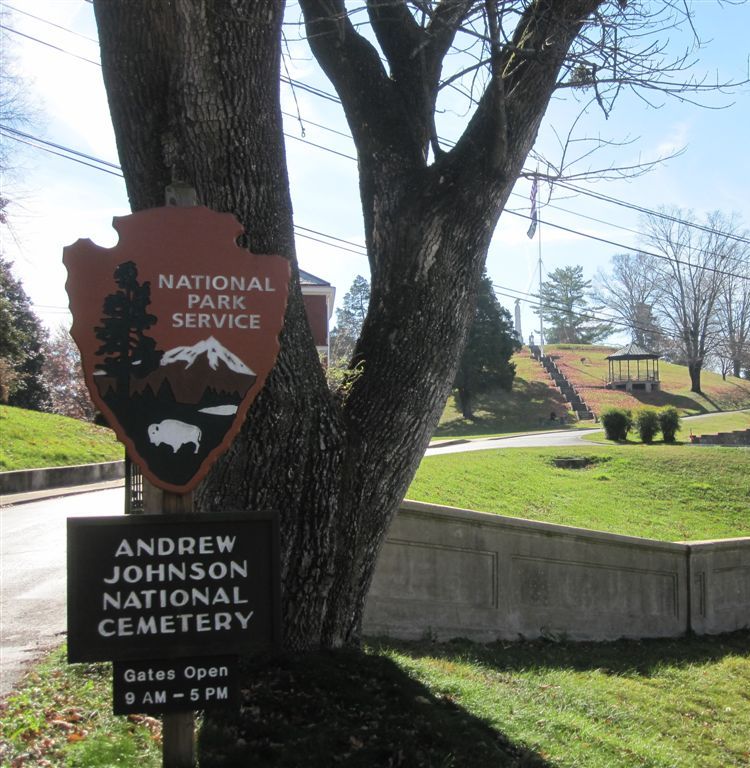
[658,406,681,443]
[635,408,660,444]
[601,407,632,441]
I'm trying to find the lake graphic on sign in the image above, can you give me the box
[63,207,290,492]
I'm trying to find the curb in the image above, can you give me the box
[0,478,125,506]
[0,460,125,497]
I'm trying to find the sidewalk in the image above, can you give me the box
[0,478,125,507]
[0,460,125,507]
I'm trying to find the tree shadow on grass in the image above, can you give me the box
[381,629,750,680]
[436,381,570,439]
[199,648,550,767]
[628,389,711,414]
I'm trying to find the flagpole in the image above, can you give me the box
[527,170,544,358]
[538,213,544,358]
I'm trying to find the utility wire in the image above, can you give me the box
[0,23,101,65]
[5,119,750,285]
[5,123,749,287]
[492,281,731,349]
[556,180,750,247]
[2,4,99,44]
[503,209,750,284]
[6,17,749,249]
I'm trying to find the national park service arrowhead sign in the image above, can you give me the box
[63,206,290,493]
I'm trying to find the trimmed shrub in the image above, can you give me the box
[635,408,660,444]
[658,406,681,443]
[601,407,632,441]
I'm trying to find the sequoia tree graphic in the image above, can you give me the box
[94,261,163,399]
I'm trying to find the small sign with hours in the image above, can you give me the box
[112,656,239,715]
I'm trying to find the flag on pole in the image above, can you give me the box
[526,176,538,238]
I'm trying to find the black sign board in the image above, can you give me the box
[112,656,240,715]
[67,513,280,663]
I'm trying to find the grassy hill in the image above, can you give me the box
[546,343,750,415]
[436,344,750,438]
[0,405,123,471]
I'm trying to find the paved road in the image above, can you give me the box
[426,428,602,455]
[0,488,124,697]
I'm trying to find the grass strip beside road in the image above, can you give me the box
[0,646,160,767]
[409,445,750,541]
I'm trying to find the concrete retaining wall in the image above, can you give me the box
[0,460,125,495]
[364,500,750,641]
[693,429,750,446]
[689,538,750,635]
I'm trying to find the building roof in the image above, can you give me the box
[606,342,660,361]
[299,269,331,286]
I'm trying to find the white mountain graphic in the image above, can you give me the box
[160,336,255,376]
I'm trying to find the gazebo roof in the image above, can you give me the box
[606,343,660,361]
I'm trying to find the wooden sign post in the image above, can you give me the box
[147,487,196,766]
[156,184,197,768]
[64,184,288,768]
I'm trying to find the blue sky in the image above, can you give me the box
[2,1,749,344]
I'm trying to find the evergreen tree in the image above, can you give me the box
[454,271,521,419]
[329,274,370,364]
[0,257,50,410]
[94,260,162,399]
[537,265,612,344]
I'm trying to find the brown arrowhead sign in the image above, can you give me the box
[63,206,290,493]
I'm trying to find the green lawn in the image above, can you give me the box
[5,634,750,768]
[380,631,750,768]
[0,405,123,471]
[678,410,750,437]
[581,410,750,444]
[408,445,750,541]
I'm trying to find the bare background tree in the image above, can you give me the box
[594,252,663,350]
[644,208,744,393]
[715,234,750,377]
[92,0,748,651]
[42,326,96,421]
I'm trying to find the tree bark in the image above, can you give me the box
[688,362,703,393]
[94,0,604,649]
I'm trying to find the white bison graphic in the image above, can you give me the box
[147,419,202,454]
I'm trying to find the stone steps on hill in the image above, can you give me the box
[528,345,594,420]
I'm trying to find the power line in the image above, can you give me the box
[2,4,99,44]
[1,125,121,170]
[556,180,750,248]
[0,128,124,177]
[492,281,729,350]
[6,122,748,286]
[503,209,750,284]
[8,14,749,251]
[0,23,100,66]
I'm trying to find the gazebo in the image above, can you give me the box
[605,343,661,392]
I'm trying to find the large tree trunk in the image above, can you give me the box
[94,0,347,649]
[94,0,603,650]
[688,362,703,393]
